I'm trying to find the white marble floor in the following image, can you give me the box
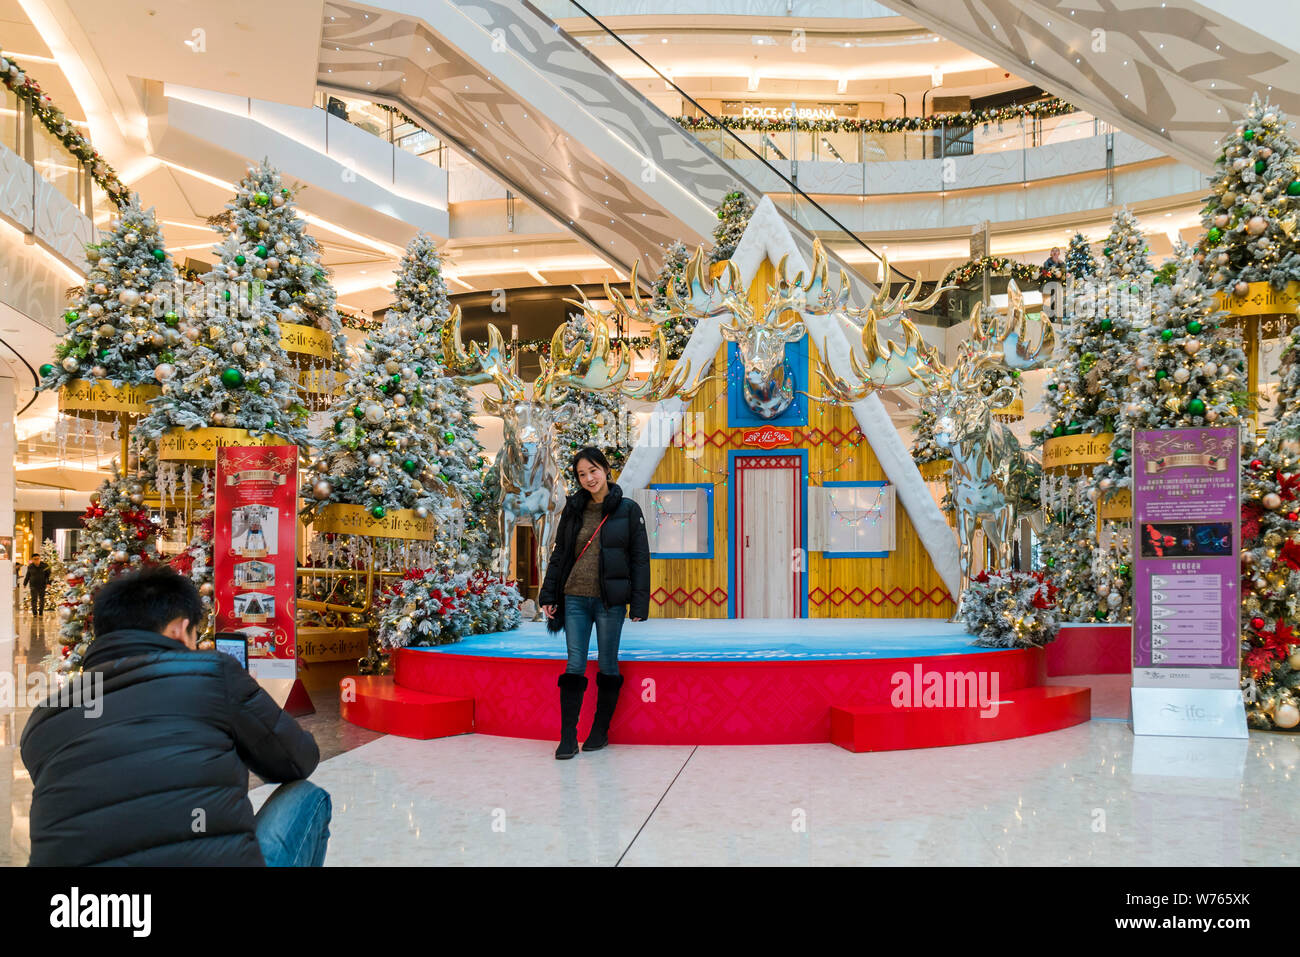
[249,720,1300,867]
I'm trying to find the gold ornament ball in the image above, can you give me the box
[1275,702,1300,730]
[199,582,214,597]
[1263,492,1282,510]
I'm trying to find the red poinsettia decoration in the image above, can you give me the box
[1242,502,1263,544]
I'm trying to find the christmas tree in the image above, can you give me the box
[1064,232,1097,280]
[55,466,163,672]
[40,539,67,610]
[213,160,344,342]
[38,195,175,390]
[379,234,499,572]
[385,232,453,338]
[1201,95,1300,294]
[652,239,693,357]
[303,310,466,524]
[1240,441,1300,730]
[709,187,754,264]
[1093,247,1248,496]
[137,234,310,443]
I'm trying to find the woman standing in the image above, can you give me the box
[539,447,650,760]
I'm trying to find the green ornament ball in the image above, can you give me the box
[1103,246,1112,256]
[254,191,270,207]
[39,363,54,377]
[1099,318,1113,331]
[414,366,423,376]
[223,289,232,302]
[235,254,246,267]
[220,367,245,388]
[1243,128,1255,141]
[152,249,166,262]
[371,505,386,519]
[1052,425,1064,437]
[64,309,79,322]
[165,311,179,326]
[281,187,290,197]
[1186,320,1202,334]
[1207,227,1222,243]
[100,349,109,359]
[1155,369,1168,380]
[1254,160,1266,174]
[255,244,268,258]
[716,210,723,220]
[1160,328,1174,342]
[1010,369,1021,378]
[1187,398,1206,416]
[1118,563,1130,577]
[1113,448,1127,462]
[402,459,417,474]
[265,420,276,430]
[474,491,483,501]
[1288,181,1300,196]
[334,420,347,432]
[443,431,455,442]
[353,405,365,418]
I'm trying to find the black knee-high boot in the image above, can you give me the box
[555,673,588,760]
[582,672,624,752]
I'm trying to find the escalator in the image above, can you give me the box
[316,0,899,299]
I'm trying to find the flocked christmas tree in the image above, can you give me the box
[37,195,175,391]
[1093,246,1247,494]
[652,239,693,357]
[1036,210,1153,620]
[211,160,346,407]
[137,234,310,444]
[213,160,344,340]
[55,465,163,672]
[1064,232,1097,280]
[303,311,467,525]
[1088,246,1247,622]
[385,232,453,338]
[1201,95,1300,294]
[709,187,754,264]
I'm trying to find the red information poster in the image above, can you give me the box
[214,446,298,681]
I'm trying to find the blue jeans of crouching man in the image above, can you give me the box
[255,779,332,866]
[563,595,624,676]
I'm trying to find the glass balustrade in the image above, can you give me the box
[0,84,18,154]
[315,91,447,168]
[32,120,85,206]
[680,110,1106,167]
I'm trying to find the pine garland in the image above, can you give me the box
[0,49,129,207]
[961,569,1061,648]
[673,98,1075,135]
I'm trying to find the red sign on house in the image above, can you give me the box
[741,426,794,449]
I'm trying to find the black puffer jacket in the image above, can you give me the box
[539,482,651,632]
[20,629,319,866]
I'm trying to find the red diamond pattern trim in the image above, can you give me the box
[808,586,955,608]
[651,586,731,607]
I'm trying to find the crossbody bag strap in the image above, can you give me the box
[575,514,610,564]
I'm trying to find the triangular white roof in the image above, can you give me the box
[619,197,959,597]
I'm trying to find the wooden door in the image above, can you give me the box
[735,456,801,618]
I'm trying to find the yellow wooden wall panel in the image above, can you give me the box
[645,261,955,619]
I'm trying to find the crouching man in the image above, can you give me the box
[21,566,330,866]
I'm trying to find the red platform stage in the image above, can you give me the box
[340,621,1091,751]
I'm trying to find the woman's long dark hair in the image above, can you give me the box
[571,447,612,486]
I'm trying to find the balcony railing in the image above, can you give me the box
[1,80,95,215]
[315,91,448,169]
[684,109,1112,166]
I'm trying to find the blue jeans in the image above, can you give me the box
[564,594,624,676]
[254,779,332,867]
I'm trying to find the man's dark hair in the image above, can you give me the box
[571,446,612,484]
[93,566,204,638]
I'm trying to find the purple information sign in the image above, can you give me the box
[1132,427,1240,670]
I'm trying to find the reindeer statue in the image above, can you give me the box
[816,279,1054,609]
[441,302,701,616]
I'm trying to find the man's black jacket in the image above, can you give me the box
[20,629,319,866]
